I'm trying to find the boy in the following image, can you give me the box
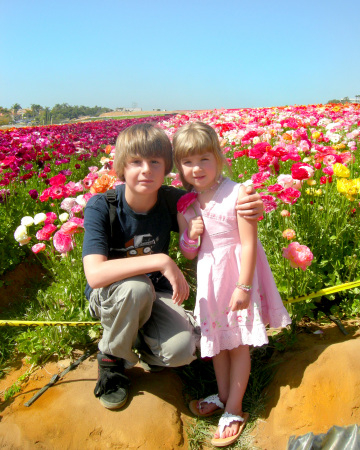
[83,123,264,410]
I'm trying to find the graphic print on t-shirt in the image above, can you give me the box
[120,234,158,257]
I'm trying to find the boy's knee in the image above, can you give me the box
[108,276,155,308]
[162,330,197,367]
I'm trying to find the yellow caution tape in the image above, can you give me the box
[1,279,359,326]
[284,279,360,305]
[0,320,100,327]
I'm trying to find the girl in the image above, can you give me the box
[173,122,291,447]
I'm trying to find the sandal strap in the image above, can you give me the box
[218,412,245,437]
[200,393,224,409]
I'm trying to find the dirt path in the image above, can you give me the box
[1,319,359,449]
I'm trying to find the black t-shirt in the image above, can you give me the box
[82,184,186,299]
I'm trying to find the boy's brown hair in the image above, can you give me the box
[114,123,173,181]
[173,121,227,191]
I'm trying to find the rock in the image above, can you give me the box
[0,355,190,449]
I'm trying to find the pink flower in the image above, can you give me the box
[36,224,57,241]
[281,210,291,217]
[323,154,336,165]
[69,217,84,227]
[282,229,296,240]
[260,194,278,213]
[44,212,57,225]
[323,165,334,175]
[53,231,74,253]
[71,204,83,214]
[177,192,198,213]
[32,243,46,254]
[277,187,301,205]
[282,242,313,270]
[267,184,284,193]
[60,221,78,235]
[60,197,77,211]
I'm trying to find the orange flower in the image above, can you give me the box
[90,174,117,193]
[282,133,292,141]
[105,145,112,154]
[282,229,296,240]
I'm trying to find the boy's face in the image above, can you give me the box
[123,155,166,197]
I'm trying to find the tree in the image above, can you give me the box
[30,104,43,116]
[11,103,22,119]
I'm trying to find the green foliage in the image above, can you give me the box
[3,370,32,401]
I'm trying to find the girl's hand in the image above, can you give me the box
[229,288,251,311]
[188,216,204,240]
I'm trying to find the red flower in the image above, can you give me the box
[49,173,67,187]
[177,192,198,213]
[291,163,314,180]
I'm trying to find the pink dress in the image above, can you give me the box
[183,177,291,358]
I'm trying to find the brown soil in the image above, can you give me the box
[252,319,360,449]
[1,320,359,449]
[0,256,47,312]
[1,262,360,448]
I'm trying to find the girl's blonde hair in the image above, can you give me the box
[173,121,227,191]
[114,123,173,181]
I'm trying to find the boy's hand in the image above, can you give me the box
[235,185,264,220]
[160,256,189,305]
[188,216,204,240]
[229,288,251,311]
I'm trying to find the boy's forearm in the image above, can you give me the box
[83,253,172,289]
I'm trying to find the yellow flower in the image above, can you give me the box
[306,179,317,186]
[312,131,321,139]
[315,189,323,196]
[336,179,351,193]
[352,178,360,193]
[333,163,350,178]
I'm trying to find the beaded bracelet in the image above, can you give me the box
[236,282,252,292]
[180,228,201,253]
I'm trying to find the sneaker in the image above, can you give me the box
[94,353,130,410]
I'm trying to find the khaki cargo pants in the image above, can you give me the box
[89,275,200,368]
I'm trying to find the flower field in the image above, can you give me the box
[1,104,360,364]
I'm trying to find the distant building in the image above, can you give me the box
[115,107,142,112]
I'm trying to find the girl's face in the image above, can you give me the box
[180,152,218,192]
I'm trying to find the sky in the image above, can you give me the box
[1,0,359,111]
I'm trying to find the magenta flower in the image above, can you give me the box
[53,231,74,253]
[282,242,313,270]
[177,192,198,214]
[28,189,38,200]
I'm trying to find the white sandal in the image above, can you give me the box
[188,393,225,417]
[211,411,249,447]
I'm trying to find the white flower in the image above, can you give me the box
[59,212,69,223]
[21,216,34,227]
[14,225,30,245]
[76,195,87,207]
[252,136,260,144]
[34,213,47,225]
